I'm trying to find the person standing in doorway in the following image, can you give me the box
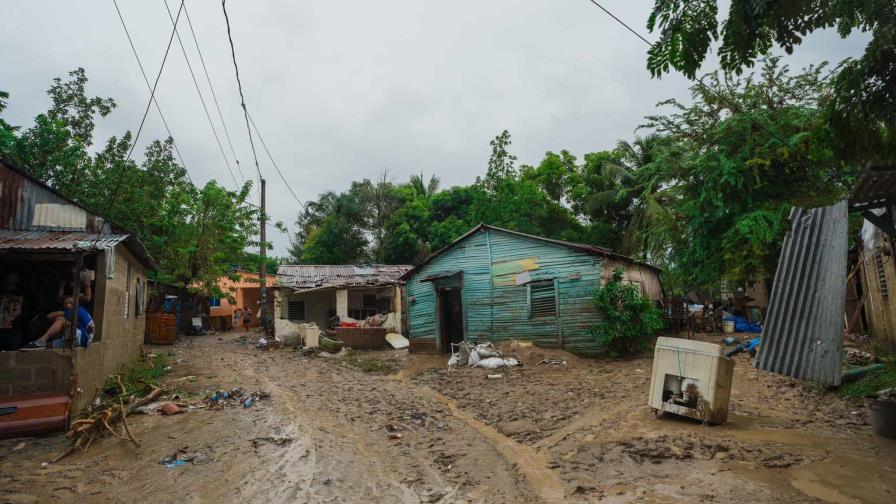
[242,306,252,331]
[232,308,242,332]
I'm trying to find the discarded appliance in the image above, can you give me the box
[385,332,409,349]
[648,337,734,424]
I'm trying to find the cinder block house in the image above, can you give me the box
[400,224,663,355]
[0,158,157,435]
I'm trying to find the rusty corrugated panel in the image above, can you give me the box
[0,230,128,251]
[850,169,896,206]
[755,201,848,386]
[276,264,412,291]
[0,162,26,230]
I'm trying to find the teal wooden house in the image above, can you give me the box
[399,224,663,355]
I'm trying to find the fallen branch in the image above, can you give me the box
[50,378,165,464]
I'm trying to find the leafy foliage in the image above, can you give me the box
[590,268,664,357]
[646,0,896,166]
[0,69,259,297]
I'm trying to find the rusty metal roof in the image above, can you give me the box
[276,264,412,291]
[849,168,896,208]
[0,230,129,252]
[1,158,157,269]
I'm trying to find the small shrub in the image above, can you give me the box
[591,268,663,357]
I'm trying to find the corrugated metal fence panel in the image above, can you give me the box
[755,201,848,386]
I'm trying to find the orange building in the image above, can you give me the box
[209,270,275,330]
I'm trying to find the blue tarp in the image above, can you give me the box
[724,315,762,333]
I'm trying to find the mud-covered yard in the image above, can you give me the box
[1,332,895,503]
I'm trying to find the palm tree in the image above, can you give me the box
[587,134,674,261]
[409,173,441,199]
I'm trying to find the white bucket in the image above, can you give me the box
[722,320,735,334]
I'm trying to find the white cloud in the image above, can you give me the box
[1,0,870,255]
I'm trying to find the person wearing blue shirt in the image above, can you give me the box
[24,295,94,349]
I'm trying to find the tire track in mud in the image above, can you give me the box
[394,378,568,503]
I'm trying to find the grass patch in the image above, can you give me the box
[343,350,396,374]
[104,352,169,398]
[837,363,896,403]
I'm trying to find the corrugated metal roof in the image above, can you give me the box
[1,158,157,270]
[755,201,848,386]
[0,230,129,252]
[399,223,661,281]
[276,264,412,291]
[850,168,896,206]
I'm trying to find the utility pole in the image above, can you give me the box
[259,177,269,334]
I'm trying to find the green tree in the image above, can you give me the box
[646,0,895,166]
[1,69,258,298]
[645,58,853,288]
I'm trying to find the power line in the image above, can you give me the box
[221,0,263,188]
[162,0,240,189]
[583,0,815,165]
[181,1,245,182]
[111,0,193,186]
[248,111,307,211]
[95,0,184,245]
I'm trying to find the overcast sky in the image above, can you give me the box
[1,1,869,256]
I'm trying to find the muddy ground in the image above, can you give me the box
[1,331,895,503]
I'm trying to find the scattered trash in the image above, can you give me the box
[721,336,738,346]
[40,462,49,468]
[845,348,876,366]
[487,374,503,379]
[12,442,25,451]
[536,359,567,366]
[160,447,212,468]
[257,337,283,350]
[206,388,270,409]
[447,341,522,370]
[298,346,319,357]
[160,402,181,415]
[385,332,409,349]
[724,337,761,358]
[388,432,403,439]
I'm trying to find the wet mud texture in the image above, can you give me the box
[2,332,895,503]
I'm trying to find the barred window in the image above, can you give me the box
[288,300,306,320]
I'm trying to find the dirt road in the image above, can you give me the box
[2,332,895,503]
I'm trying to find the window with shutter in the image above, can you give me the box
[287,300,306,320]
[529,280,556,318]
[363,294,377,310]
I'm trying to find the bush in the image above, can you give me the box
[591,268,664,357]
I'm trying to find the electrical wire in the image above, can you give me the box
[162,0,240,190]
[248,111,307,211]
[95,0,185,245]
[583,0,815,165]
[111,0,193,186]
[221,0,264,193]
[182,1,245,182]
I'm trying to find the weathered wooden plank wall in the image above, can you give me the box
[407,228,641,354]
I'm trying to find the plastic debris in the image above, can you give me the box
[487,374,503,379]
[536,359,567,366]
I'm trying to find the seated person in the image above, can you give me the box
[25,296,94,348]
[0,271,27,351]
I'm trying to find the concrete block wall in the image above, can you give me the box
[0,350,72,396]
